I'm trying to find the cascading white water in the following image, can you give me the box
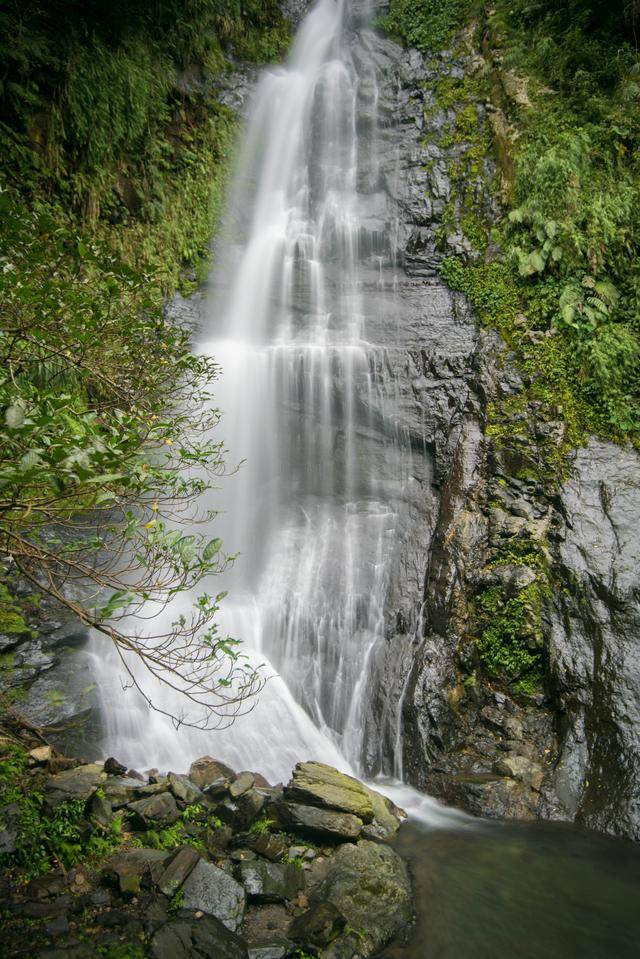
[93,0,453,819]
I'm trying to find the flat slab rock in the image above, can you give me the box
[285,762,375,821]
[275,800,364,841]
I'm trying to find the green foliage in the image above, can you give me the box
[248,816,275,836]
[0,583,31,636]
[474,583,544,694]
[0,0,278,722]
[0,744,125,879]
[380,0,475,53]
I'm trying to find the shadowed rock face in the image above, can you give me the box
[544,440,640,838]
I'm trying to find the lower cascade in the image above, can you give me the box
[96,0,425,788]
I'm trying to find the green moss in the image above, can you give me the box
[379,0,477,54]
[474,582,545,693]
[0,584,31,637]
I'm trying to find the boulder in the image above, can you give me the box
[128,792,180,828]
[45,763,104,806]
[150,915,248,959]
[285,762,374,822]
[217,788,265,828]
[103,757,127,776]
[85,792,113,827]
[189,756,236,789]
[274,801,363,841]
[240,860,305,903]
[181,859,246,932]
[314,840,412,957]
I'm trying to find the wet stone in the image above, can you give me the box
[103,848,170,897]
[151,915,248,959]
[128,791,180,828]
[240,860,305,903]
[85,792,113,827]
[275,801,363,841]
[157,846,202,897]
[285,762,374,822]
[230,771,255,798]
[289,900,346,949]
[181,859,246,932]
[103,757,127,776]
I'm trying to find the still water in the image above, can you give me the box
[383,820,640,959]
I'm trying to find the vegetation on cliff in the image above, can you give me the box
[383,0,640,439]
[0,1,289,723]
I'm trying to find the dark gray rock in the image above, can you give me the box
[103,848,170,896]
[150,915,248,959]
[157,846,202,897]
[240,860,305,903]
[544,440,640,839]
[128,792,180,828]
[103,757,127,776]
[181,859,246,932]
[169,772,205,805]
[289,900,346,949]
[274,801,363,841]
[314,840,412,957]
[45,763,104,807]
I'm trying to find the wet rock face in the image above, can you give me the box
[545,440,640,838]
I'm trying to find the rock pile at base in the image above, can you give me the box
[2,755,412,959]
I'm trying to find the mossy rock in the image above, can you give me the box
[284,762,375,823]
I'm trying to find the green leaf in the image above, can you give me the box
[202,538,223,561]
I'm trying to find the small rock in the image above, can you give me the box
[248,941,292,959]
[157,846,201,897]
[103,757,127,776]
[218,788,265,828]
[189,756,236,789]
[230,771,255,798]
[181,859,246,932]
[248,833,288,862]
[29,745,53,764]
[231,848,257,862]
[289,900,346,949]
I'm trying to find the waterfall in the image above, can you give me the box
[94,0,422,788]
